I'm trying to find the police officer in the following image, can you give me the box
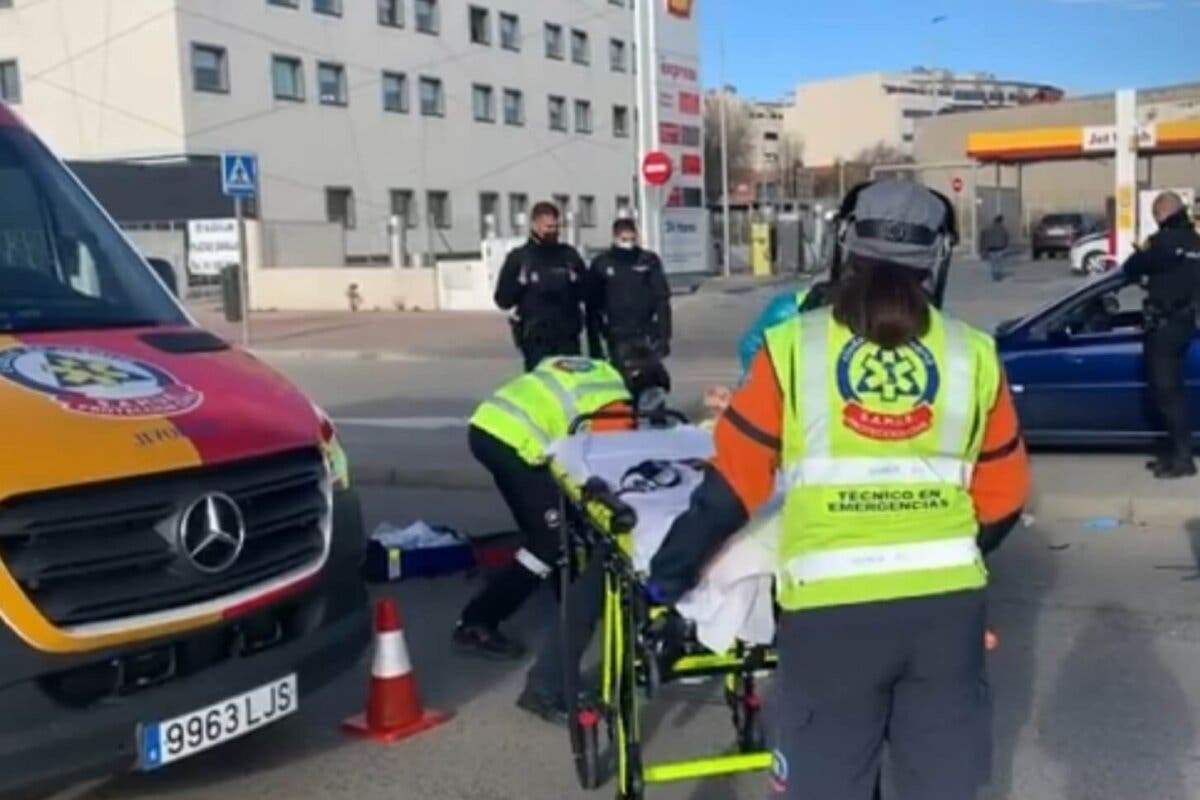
[1125,191,1200,479]
[649,180,1031,800]
[586,219,672,368]
[452,355,633,659]
[495,202,590,371]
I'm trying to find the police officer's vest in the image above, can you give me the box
[470,357,630,465]
[763,307,1001,611]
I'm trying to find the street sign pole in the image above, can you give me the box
[221,151,259,349]
[235,195,249,348]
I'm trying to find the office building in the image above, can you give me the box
[783,68,1063,167]
[0,0,640,259]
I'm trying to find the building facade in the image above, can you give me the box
[783,69,1063,167]
[913,83,1200,240]
[0,0,640,258]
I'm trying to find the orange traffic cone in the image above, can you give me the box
[342,598,451,743]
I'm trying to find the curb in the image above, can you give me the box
[353,465,1198,528]
[252,348,431,362]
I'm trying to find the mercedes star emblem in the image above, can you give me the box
[178,493,246,574]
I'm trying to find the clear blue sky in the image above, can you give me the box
[700,0,1194,98]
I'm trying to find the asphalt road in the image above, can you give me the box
[57,487,1200,800]
[49,257,1200,800]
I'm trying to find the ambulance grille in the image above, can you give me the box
[0,449,327,627]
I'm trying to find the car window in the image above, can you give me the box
[1043,214,1082,226]
[0,127,186,333]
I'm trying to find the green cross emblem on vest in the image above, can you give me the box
[854,348,922,403]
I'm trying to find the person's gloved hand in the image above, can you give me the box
[644,579,670,606]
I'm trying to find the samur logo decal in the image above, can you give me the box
[835,338,939,440]
[0,346,203,418]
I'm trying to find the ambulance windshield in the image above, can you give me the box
[0,126,186,333]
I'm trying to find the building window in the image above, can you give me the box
[325,187,356,229]
[544,23,564,59]
[548,95,567,131]
[609,0,623,5]
[508,192,528,233]
[616,195,631,217]
[612,104,629,138]
[419,76,444,116]
[503,88,524,126]
[574,99,592,134]
[271,55,304,101]
[313,0,341,16]
[191,44,229,94]
[415,0,439,34]
[317,62,347,105]
[427,190,451,229]
[553,194,570,217]
[499,12,520,51]
[578,196,596,228]
[473,84,495,122]
[469,6,491,45]
[479,192,500,237]
[378,0,403,26]
[609,38,626,72]
[390,189,417,228]
[570,29,590,65]
[267,0,299,7]
[0,60,20,104]
[382,71,408,113]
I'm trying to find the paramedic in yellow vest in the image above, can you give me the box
[649,180,1031,800]
[453,356,634,660]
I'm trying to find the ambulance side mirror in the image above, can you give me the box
[147,257,178,296]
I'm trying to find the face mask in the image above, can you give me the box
[614,241,637,251]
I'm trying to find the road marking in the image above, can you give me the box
[335,417,469,430]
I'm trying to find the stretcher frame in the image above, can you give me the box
[551,408,778,800]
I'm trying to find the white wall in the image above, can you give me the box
[0,0,187,159]
[173,0,639,257]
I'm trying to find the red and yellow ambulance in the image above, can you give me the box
[0,103,368,791]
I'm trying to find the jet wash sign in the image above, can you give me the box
[641,0,708,274]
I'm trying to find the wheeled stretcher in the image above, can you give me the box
[547,409,781,800]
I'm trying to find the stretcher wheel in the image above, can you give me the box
[573,710,604,790]
[727,686,766,753]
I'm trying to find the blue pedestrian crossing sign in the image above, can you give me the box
[221,152,258,198]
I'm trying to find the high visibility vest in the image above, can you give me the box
[763,307,1001,611]
[470,357,630,465]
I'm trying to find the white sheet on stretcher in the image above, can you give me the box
[548,427,780,653]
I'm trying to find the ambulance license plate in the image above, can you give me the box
[138,674,297,770]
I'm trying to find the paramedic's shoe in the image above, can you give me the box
[1153,459,1197,480]
[516,687,568,726]
[452,623,526,660]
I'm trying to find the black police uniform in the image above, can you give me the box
[495,238,589,371]
[585,247,672,365]
[1124,210,1200,475]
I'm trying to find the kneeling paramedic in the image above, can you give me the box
[649,180,1030,800]
[516,347,671,722]
[454,354,649,659]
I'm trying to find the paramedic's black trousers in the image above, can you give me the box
[460,426,562,629]
[770,590,991,800]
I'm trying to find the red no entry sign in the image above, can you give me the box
[951,176,964,193]
[642,151,673,186]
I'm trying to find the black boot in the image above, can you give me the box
[1153,459,1197,480]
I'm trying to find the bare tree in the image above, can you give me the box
[703,92,754,201]
[852,142,915,166]
[776,133,804,197]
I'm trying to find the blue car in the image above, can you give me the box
[996,269,1188,445]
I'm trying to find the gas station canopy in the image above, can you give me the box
[967,118,1200,163]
